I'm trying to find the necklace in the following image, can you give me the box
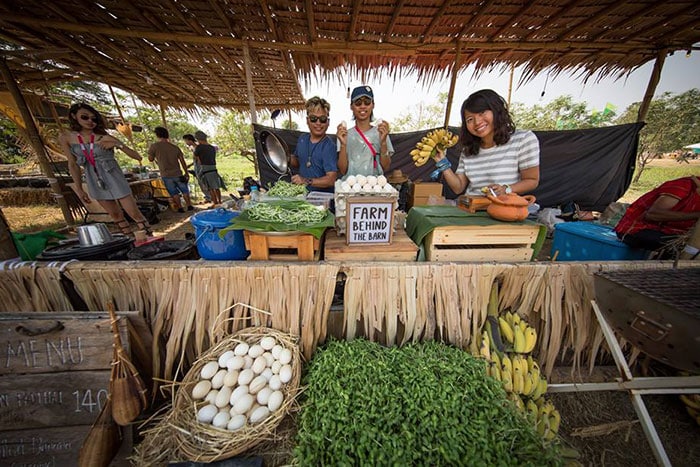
[306,135,326,168]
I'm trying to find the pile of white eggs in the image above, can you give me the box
[191,336,294,431]
[337,174,396,193]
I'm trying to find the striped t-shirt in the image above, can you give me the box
[456,130,540,196]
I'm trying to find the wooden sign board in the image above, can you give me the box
[0,311,144,465]
[345,196,394,245]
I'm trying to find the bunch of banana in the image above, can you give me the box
[680,393,700,425]
[528,398,561,441]
[410,127,459,166]
[498,310,537,354]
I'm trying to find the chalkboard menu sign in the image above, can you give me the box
[346,197,394,245]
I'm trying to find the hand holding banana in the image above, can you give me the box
[410,128,459,167]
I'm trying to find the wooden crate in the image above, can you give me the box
[244,230,322,261]
[324,228,418,261]
[424,224,540,262]
[0,312,145,466]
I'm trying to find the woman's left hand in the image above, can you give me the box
[485,184,509,196]
[377,120,390,141]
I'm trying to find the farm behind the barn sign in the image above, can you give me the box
[346,197,394,245]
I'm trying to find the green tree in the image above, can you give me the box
[215,111,257,183]
[392,92,448,132]
[615,89,700,181]
[510,95,616,130]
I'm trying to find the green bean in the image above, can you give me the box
[246,200,326,225]
[266,180,307,197]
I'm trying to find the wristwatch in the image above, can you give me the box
[504,184,512,194]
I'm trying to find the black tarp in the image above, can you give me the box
[252,122,643,212]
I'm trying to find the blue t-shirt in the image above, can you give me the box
[294,134,338,193]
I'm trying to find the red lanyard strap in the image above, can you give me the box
[76,133,96,168]
[355,127,378,169]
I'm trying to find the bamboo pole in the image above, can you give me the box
[159,102,167,127]
[443,42,461,128]
[244,45,260,178]
[0,57,74,226]
[507,63,515,107]
[108,84,126,123]
[637,49,667,122]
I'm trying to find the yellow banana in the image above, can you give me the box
[522,371,534,396]
[508,392,525,411]
[680,394,700,411]
[526,398,539,422]
[549,408,561,433]
[513,364,524,394]
[479,331,491,360]
[498,317,514,344]
[489,361,501,381]
[512,312,521,327]
[491,352,501,370]
[524,326,537,353]
[501,354,513,392]
[504,311,514,328]
[513,325,526,353]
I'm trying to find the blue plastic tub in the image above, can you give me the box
[551,222,649,261]
[190,208,249,260]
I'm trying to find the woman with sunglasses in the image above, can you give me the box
[290,96,338,193]
[336,85,394,178]
[434,89,540,197]
[59,102,152,236]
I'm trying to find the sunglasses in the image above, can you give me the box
[308,115,329,123]
[79,115,98,123]
[352,97,373,106]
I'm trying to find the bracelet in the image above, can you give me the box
[430,159,452,181]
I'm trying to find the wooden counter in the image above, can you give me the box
[324,228,418,261]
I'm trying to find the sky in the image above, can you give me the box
[297,52,700,130]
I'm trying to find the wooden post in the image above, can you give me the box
[444,42,461,128]
[507,63,515,107]
[637,49,667,122]
[159,102,167,127]
[243,45,260,178]
[0,57,74,226]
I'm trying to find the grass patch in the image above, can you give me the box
[620,161,699,203]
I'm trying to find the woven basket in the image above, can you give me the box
[170,326,302,463]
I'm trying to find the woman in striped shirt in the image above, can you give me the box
[434,89,540,197]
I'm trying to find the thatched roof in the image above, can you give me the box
[0,0,698,112]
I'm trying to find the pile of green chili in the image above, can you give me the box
[294,339,562,466]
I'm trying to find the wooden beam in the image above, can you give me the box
[348,0,363,41]
[637,49,666,122]
[444,42,461,128]
[524,0,579,41]
[421,0,453,44]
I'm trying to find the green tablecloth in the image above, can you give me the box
[405,205,546,261]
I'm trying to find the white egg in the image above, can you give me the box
[279,348,293,365]
[217,350,235,368]
[377,175,387,186]
[200,361,219,380]
[238,368,255,386]
[271,361,282,374]
[366,175,377,186]
[248,344,264,358]
[362,183,372,192]
[212,411,230,429]
[261,368,273,380]
[383,183,395,192]
[268,374,282,391]
[223,370,239,387]
[211,369,228,389]
[372,184,382,192]
[215,386,233,408]
[256,387,272,405]
[234,342,249,356]
[226,355,245,371]
[336,198,347,211]
[230,385,249,405]
[271,345,284,360]
[232,394,254,415]
[279,364,293,383]
[346,175,357,186]
[356,174,367,185]
[205,389,219,404]
[192,380,211,400]
[247,403,261,418]
[252,356,267,374]
[267,390,284,412]
[262,352,275,367]
[227,414,247,431]
[340,182,351,192]
[197,404,218,424]
[249,375,268,394]
[243,356,254,369]
[351,183,362,192]
[250,406,270,424]
[260,336,276,350]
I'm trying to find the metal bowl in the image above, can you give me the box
[76,223,114,247]
[259,130,289,175]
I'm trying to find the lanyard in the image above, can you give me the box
[76,133,96,168]
[355,127,378,169]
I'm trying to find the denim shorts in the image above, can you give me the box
[162,176,191,196]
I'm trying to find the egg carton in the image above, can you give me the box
[334,176,399,235]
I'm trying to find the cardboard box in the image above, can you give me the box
[412,195,445,207]
[551,222,649,261]
[412,182,443,197]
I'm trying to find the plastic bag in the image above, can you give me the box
[11,230,66,260]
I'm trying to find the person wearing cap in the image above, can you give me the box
[433,89,540,197]
[193,130,225,206]
[336,85,394,178]
[289,96,338,193]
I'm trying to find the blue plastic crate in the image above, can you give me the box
[551,222,649,261]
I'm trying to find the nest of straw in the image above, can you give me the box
[133,326,302,465]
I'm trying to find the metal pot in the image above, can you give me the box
[259,130,290,175]
[76,223,114,246]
